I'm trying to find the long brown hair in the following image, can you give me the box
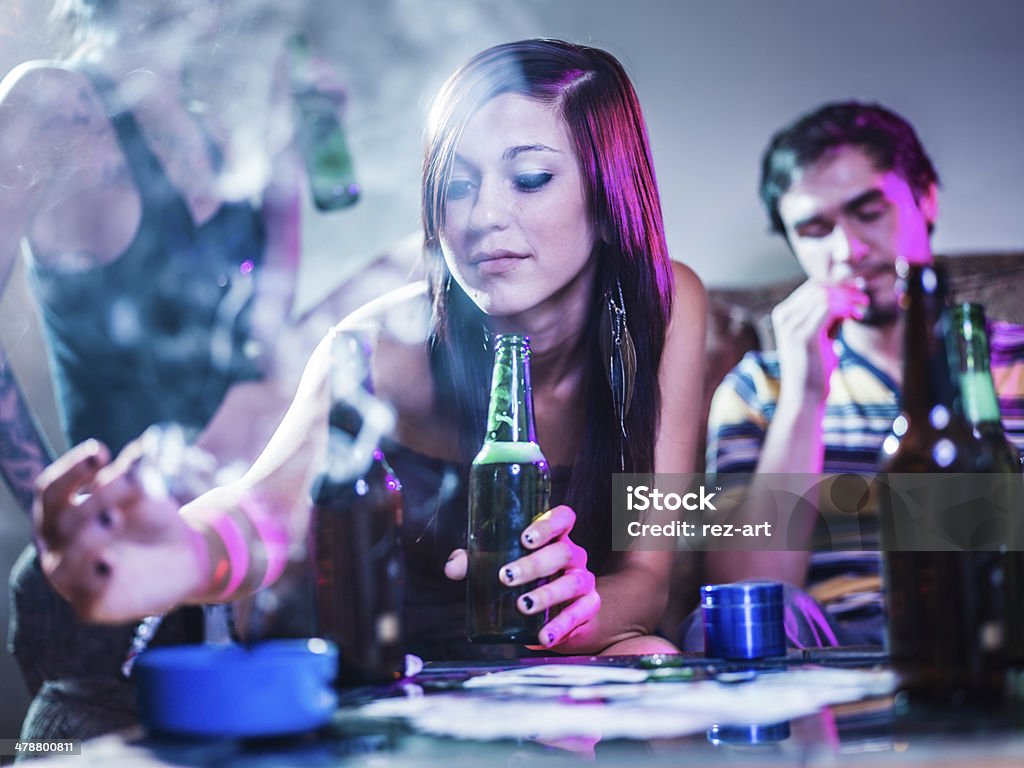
[421,39,674,570]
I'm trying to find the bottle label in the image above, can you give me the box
[961,371,1002,424]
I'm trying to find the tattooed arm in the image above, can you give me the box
[0,352,54,514]
[0,64,75,513]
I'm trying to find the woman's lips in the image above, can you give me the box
[471,252,528,276]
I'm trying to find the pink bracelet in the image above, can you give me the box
[239,496,289,590]
[207,512,250,601]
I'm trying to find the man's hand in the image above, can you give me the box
[771,280,867,405]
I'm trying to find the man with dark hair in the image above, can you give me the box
[703,101,1024,644]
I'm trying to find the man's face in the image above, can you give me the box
[777,145,937,325]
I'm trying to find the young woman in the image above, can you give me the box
[35,39,706,658]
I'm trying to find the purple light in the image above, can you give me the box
[240,259,255,275]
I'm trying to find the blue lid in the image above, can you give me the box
[135,639,338,737]
[701,581,783,608]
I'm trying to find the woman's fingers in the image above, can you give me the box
[538,590,601,647]
[34,440,110,545]
[500,539,579,586]
[444,548,468,581]
[517,567,595,615]
[521,505,576,549]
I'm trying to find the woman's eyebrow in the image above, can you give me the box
[502,143,561,161]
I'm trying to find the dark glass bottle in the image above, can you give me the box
[467,335,551,643]
[951,303,1024,674]
[288,34,360,211]
[878,261,995,701]
[311,331,404,685]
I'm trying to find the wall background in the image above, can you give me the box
[1,0,1021,742]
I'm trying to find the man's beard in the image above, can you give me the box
[856,294,900,327]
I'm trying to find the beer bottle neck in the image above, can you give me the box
[952,303,1003,426]
[323,330,385,483]
[900,264,961,420]
[482,335,537,445]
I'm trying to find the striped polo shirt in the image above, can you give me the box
[706,320,1024,636]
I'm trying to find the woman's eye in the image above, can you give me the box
[447,179,475,200]
[514,172,553,192]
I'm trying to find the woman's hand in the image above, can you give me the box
[33,439,207,624]
[445,504,600,649]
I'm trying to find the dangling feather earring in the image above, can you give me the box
[600,279,636,470]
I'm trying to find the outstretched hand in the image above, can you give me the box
[33,439,207,623]
[445,504,600,649]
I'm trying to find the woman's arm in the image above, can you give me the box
[0,64,82,513]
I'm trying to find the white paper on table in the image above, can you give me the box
[359,667,897,742]
[462,664,650,688]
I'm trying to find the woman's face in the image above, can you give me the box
[439,93,597,319]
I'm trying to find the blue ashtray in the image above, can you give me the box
[135,638,338,737]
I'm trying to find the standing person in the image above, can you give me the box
[0,0,411,739]
[34,39,707,660]
[703,102,1024,644]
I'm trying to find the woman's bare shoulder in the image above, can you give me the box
[666,259,707,330]
[1,60,94,109]
[1,61,110,158]
[335,282,436,414]
[336,281,431,336]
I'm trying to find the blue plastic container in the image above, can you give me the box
[701,581,785,660]
[135,638,338,737]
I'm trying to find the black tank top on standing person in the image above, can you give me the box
[25,68,268,454]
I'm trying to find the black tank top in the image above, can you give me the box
[26,70,267,453]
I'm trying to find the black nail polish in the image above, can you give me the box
[504,567,515,584]
[95,561,111,577]
[522,595,534,611]
[546,632,556,646]
[523,532,535,546]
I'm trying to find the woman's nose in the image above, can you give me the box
[467,177,510,232]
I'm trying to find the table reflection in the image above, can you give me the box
[39,650,1024,766]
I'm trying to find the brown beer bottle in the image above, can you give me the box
[878,261,994,701]
[311,331,404,685]
[951,303,1024,676]
[467,335,551,643]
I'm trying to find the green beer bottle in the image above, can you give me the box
[468,335,551,643]
[288,34,360,211]
[951,303,1024,676]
